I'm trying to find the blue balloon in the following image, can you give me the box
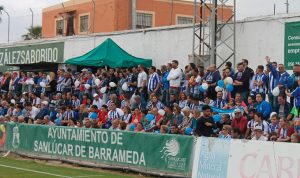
[55,118,61,126]
[146,114,155,122]
[199,86,205,92]
[226,84,234,92]
[217,80,225,88]
[185,127,193,135]
[213,114,222,123]
[129,124,136,131]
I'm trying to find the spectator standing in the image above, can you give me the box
[167,60,182,102]
[147,66,160,94]
[203,64,221,100]
[252,65,268,96]
[233,62,250,101]
[161,65,170,105]
[137,65,148,110]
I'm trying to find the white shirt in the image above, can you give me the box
[32,97,41,106]
[167,67,182,87]
[137,71,147,88]
[30,106,40,119]
[92,99,104,109]
[251,135,268,141]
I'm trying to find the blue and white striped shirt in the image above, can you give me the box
[40,78,49,93]
[56,76,65,92]
[252,73,268,95]
[147,72,160,93]
[212,99,227,108]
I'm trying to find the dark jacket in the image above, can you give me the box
[194,116,216,137]
[1,77,11,92]
[273,102,291,119]
[35,108,49,120]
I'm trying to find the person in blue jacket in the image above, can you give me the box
[255,93,272,120]
[266,56,292,107]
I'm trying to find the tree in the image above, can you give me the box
[22,26,42,40]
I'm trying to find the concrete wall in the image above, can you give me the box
[2,13,300,71]
[220,13,300,70]
[63,26,194,68]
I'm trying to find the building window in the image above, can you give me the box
[177,16,193,25]
[136,13,153,29]
[56,19,64,36]
[80,15,89,33]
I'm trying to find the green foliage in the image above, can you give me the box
[22,26,42,40]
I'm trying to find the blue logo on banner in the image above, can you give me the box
[197,137,231,178]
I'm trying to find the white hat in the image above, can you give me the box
[270,112,277,119]
[81,68,88,72]
[41,101,48,106]
[234,108,242,113]
[254,125,263,131]
[93,93,99,97]
[182,106,190,112]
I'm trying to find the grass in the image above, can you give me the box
[0,156,138,178]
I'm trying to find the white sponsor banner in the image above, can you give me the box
[192,137,300,178]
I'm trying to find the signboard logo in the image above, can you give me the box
[12,125,20,149]
[160,139,186,170]
[160,139,180,160]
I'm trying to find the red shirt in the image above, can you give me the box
[98,110,108,123]
[131,113,142,125]
[231,116,248,135]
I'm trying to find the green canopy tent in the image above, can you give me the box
[65,38,152,68]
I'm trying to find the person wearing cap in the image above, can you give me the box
[231,108,248,137]
[81,68,88,73]
[251,125,268,141]
[92,93,103,110]
[268,113,279,134]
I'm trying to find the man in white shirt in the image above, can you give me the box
[25,103,40,120]
[251,125,268,141]
[92,93,104,109]
[167,60,182,101]
[137,64,148,109]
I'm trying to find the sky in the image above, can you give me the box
[0,0,300,43]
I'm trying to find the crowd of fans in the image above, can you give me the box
[0,56,300,143]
